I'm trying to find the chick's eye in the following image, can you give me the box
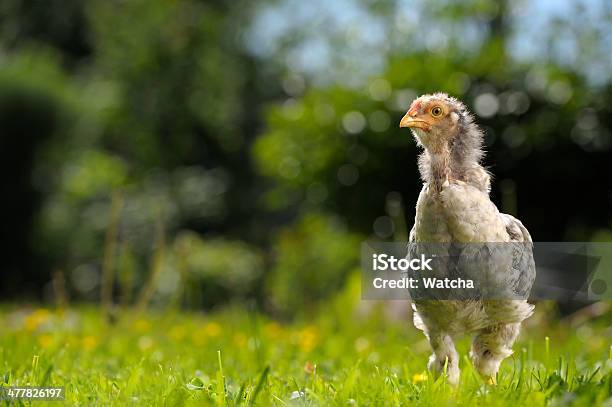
[431,106,443,117]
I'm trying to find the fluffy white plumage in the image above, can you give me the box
[400,93,535,385]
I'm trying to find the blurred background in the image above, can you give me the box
[1,0,611,316]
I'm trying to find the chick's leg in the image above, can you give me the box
[427,332,460,385]
[470,323,520,382]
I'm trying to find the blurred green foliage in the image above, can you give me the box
[1,0,611,313]
[172,231,263,308]
[266,213,362,314]
[1,0,275,306]
[89,0,248,166]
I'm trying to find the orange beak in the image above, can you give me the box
[399,113,431,131]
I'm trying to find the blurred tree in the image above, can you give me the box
[172,231,264,309]
[0,49,84,298]
[0,0,279,303]
[253,0,612,236]
[0,0,92,63]
[265,213,362,316]
[253,0,612,313]
[1,0,611,310]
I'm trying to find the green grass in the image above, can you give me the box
[1,300,610,406]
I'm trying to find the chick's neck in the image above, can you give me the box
[420,141,483,192]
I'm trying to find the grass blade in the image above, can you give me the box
[249,366,270,407]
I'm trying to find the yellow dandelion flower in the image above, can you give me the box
[134,319,150,332]
[264,322,283,339]
[298,326,319,353]
[82,335,98,351]
[233,333,247,347]
[38,334,54,348]
[204,322,221,337]
[24,309,51,332]
[412,373,428,383]
[192,328,207,346]
[169,325,187,341]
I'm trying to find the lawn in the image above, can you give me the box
[1,296,610,406]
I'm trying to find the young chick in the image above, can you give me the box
[400,93,535,385]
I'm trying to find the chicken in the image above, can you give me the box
[399,93,535,385]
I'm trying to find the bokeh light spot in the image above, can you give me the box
[342,111,366,134]
[474,93,499,118]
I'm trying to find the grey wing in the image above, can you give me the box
[453,214,535,300]
[501,213,536,299]
[407,225,456,300]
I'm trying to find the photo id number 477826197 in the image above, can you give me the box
[0,386,65,400]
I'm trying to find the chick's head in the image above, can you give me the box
[400,93,465,153]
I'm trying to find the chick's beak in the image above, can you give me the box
[399,113,431,131]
